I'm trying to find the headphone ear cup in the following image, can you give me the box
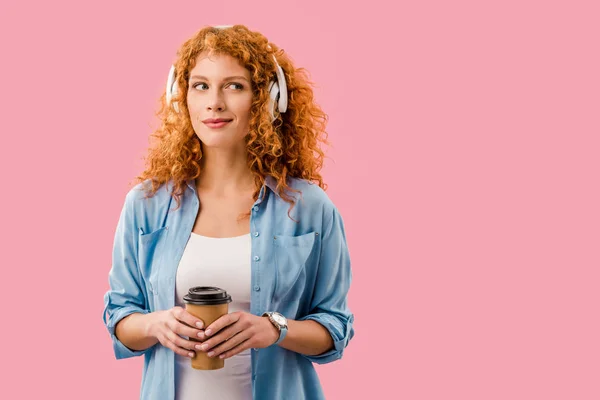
[172,83,180,113]
[273,62,288,113]
[166,65,180,113]
[268,79,279,122]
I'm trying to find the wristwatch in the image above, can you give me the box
[262,311,288,345]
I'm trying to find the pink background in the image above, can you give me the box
[2,0,599,398]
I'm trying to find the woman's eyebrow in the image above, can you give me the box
[189,75,249,82]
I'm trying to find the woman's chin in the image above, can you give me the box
[197,136,245,151]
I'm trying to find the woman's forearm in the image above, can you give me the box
[278,319,334,356]
[115,312,159,351]
[116,312,333,355]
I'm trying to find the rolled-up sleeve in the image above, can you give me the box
[102,190,153,359]
[298,204,355,364]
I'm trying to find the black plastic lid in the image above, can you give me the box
[183,286,232,305]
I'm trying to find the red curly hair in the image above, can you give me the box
[134,24,329,219]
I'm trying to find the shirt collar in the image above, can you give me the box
[184,175,280,198]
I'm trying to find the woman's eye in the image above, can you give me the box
[192,82,243,91]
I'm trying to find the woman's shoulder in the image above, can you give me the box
[122,178,177,213]
[124,178,167,201]
[119,179,181,233]
[285,177,336,213]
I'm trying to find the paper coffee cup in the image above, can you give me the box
[183,286,232,370]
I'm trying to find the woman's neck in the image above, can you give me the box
[196,148,255,196]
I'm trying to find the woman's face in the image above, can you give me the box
[186,51,253,151]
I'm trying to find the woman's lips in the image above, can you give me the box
[203,120,232,129]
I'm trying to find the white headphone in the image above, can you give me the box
[166,25,288,122]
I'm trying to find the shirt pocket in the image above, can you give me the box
[272,231,317,305]
[138,226,168,307]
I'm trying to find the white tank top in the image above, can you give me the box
[174,232,252,400]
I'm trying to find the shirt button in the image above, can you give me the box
[253,255,260,261]
[254,286,260,291]
[254,232,259,237]
[253,205,259,211]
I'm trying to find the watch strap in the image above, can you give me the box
[262,312,288,345]
[274,323,287,345]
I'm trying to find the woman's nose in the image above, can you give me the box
[206,91,226,111]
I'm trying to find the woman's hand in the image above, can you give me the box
[147,307,206,358]
[197,311,279,359]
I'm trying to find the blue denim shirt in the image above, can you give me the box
[102,176,355,399]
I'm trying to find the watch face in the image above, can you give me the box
[273,313,286,326]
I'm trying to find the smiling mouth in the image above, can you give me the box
[203,120,232,129]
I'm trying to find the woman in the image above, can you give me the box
[102,24,354,400]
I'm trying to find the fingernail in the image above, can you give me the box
[219,354,225,359]
[195,345,203,350]
[201,344,208,351]
[188,352,194,358]
[205,329,212,336]
[196,322,203,329]
[207,351,215,357]
[197,332,204,338]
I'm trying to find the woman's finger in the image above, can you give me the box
[166,329,199,352]
[167,308,204,340]
[158,332,195,358]
[218,338,253,360]
[201,321,243,352]
[207,330,251,357]
[171,306,205,330]
[204,312,241,337]
[173,320,204,340]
